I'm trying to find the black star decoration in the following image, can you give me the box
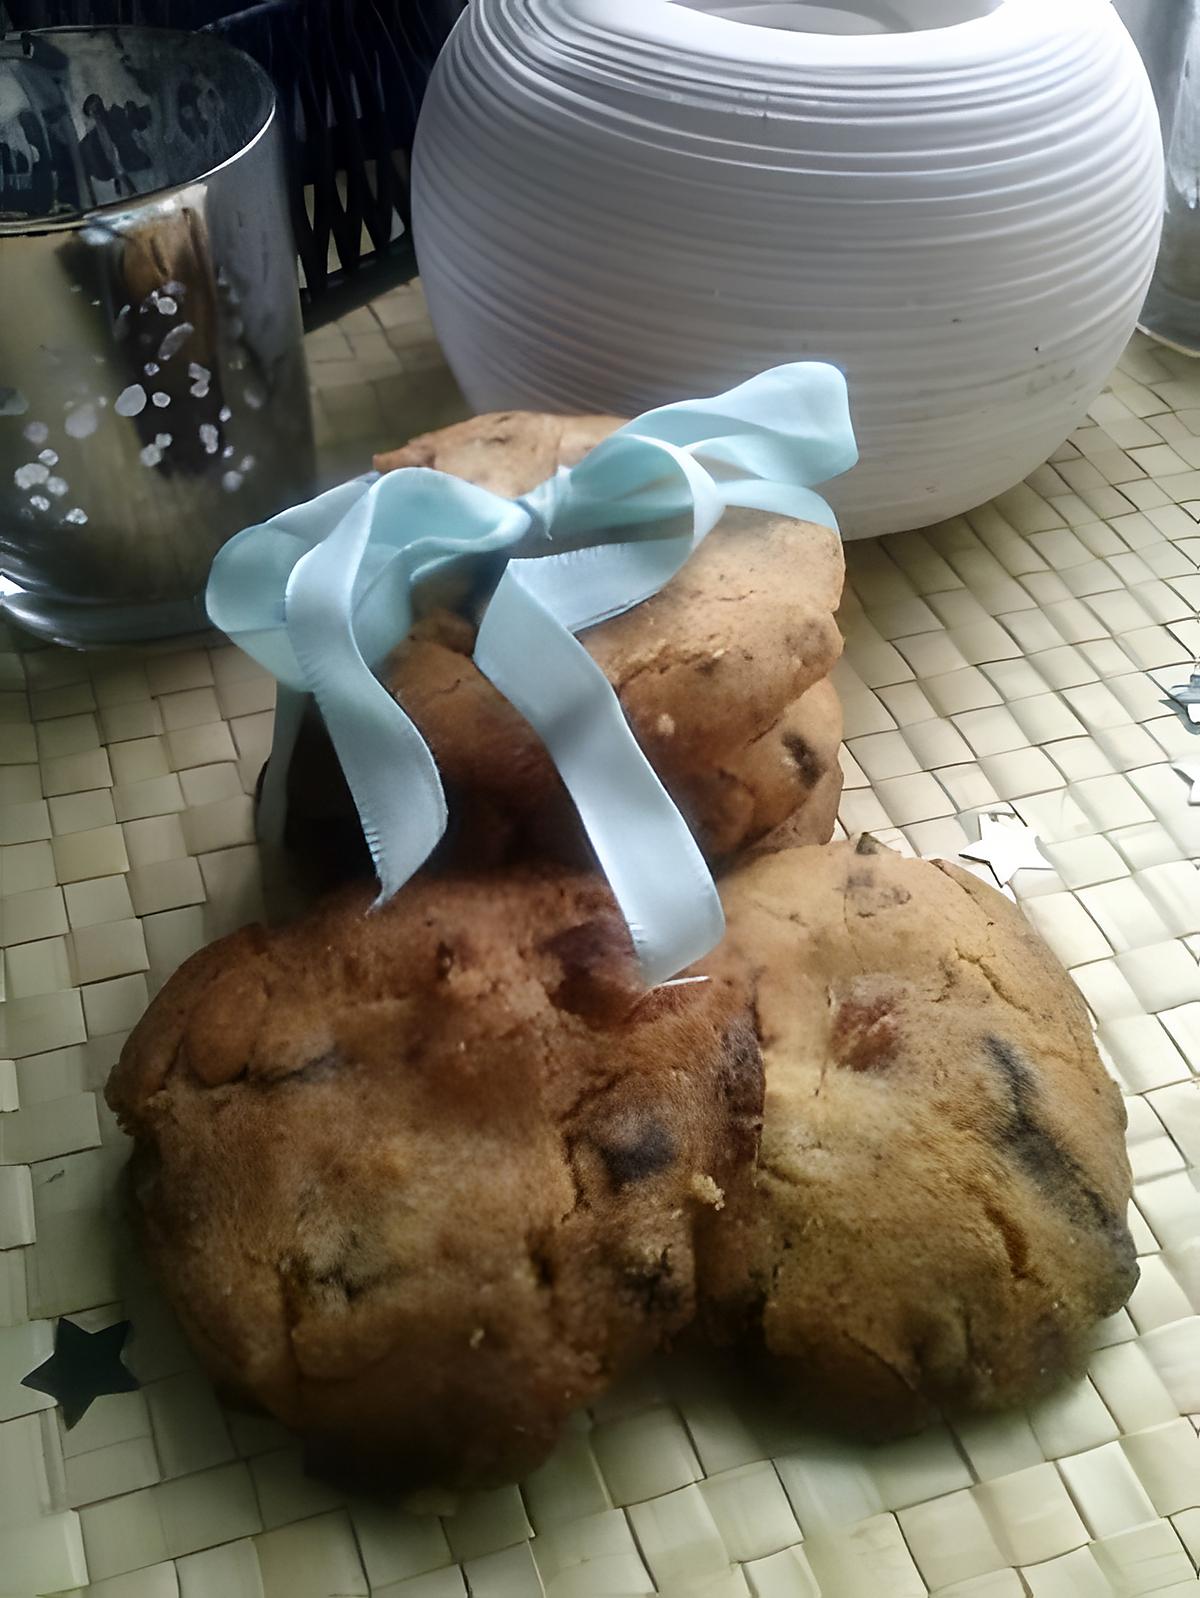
[22,1318,139,1428]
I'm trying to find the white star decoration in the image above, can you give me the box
[959,813,1053,887]
[1172,758,1200,805]
[1165,667,1200,727]
[1164,697,1200,729]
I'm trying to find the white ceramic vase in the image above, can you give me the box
[412,0,1163,537]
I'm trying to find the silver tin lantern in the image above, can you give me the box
[0,25,315,646]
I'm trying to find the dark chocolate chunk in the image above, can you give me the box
[621,1253,683,1316]
[596,1117,677,1187]
[718,1012,766,1162]
[783,732,823,788]
[544,917,640,1021]
[983,1036,1137,1290]
[832,993,899,1072]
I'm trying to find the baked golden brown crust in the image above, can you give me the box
[107,867,761,1491]
[374,409,625,492]
[699,838,1138,1431]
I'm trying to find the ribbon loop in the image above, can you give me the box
[206,361,857,985]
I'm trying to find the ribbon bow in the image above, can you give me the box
[207,362,857,986]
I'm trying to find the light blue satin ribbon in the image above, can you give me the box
[206,361,857,986]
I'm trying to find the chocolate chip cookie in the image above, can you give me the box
[107,867,762,1491]
[699,837,1137,1431]
[279,409,846,885]
[381,562,845,865]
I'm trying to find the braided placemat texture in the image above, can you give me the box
[1,322,1199,1597]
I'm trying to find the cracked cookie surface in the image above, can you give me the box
[699,837,1137,1431]
[107,867,761,1491]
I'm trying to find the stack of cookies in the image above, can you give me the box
[280,412,847,886]
[107,412,1137,1495]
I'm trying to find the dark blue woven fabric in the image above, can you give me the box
[4,0,465,321]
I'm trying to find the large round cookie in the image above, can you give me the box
[107,868,762,1491]
[699,837,1137,1430]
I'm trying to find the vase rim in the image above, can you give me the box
[552,0,1117,66]
[667,1,1005,39]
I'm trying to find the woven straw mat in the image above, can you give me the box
[1,328,1199,1598]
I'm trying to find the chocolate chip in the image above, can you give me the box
[621,1253,683,1317]
[243,1048,341,1091]
[985,1036,1072,1190]
[544,917,640,1021]
[831,993,898,1072]
[783,733,823,787]
[855,833,882,855]
[596,1117,676,1187]
[719,1013,765,1157]
[529,1244,556,1290]
[291,1050,339,1085]
[983,1036,1137,1284]
[310,1261,364,1302]
[846,866,911,913]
